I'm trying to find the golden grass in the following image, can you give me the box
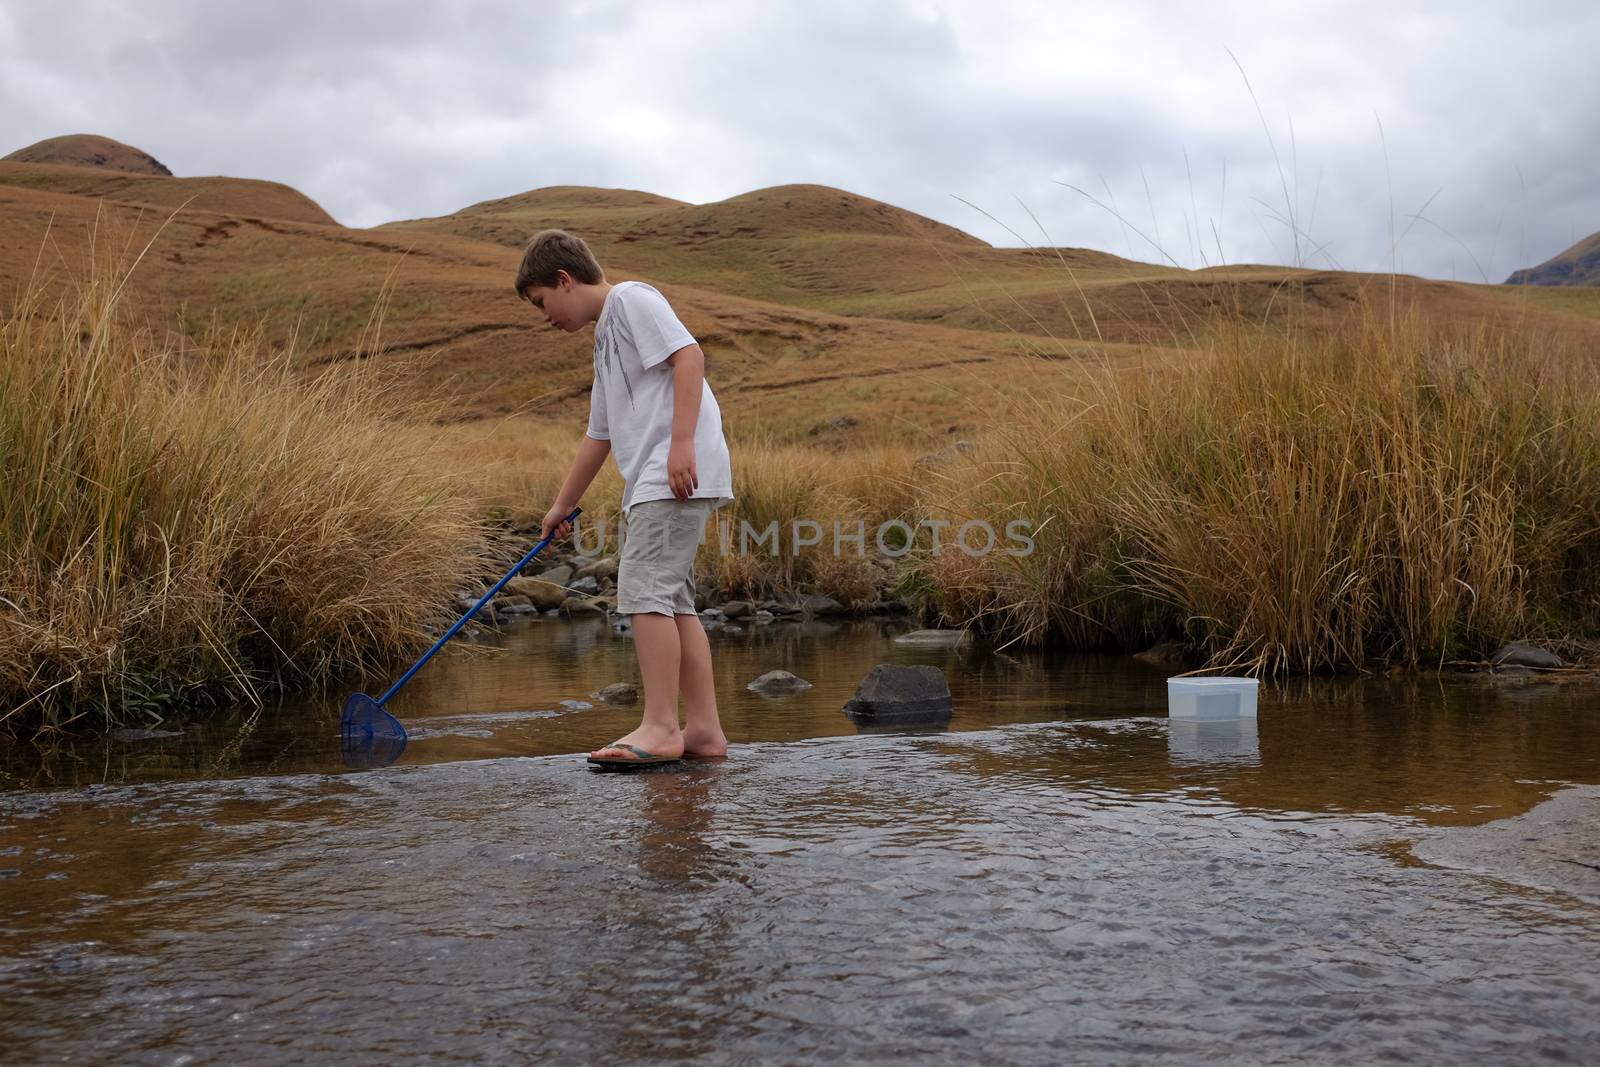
[914,300,1600,671]
[0,267,490,730]
[419,417,924,604]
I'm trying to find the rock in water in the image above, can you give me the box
[842,664,952,725]
[591,683,638,705]
[1491,643,1565,669]
[747,670,812,693]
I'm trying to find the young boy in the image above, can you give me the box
[517,229,734,768]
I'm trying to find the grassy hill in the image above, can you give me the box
[4,137,1600,441]
[4,133,173,175]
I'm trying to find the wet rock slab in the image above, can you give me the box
[1412,785,1600,903]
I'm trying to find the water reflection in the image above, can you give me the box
[3,618,1598,828]
[1168,718,1260,766]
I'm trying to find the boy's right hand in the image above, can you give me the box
[540,503,577,542]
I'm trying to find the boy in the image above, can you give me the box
[517,229,735,768]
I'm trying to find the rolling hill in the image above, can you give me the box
[3,133,172,175]
[4,134,1600,440]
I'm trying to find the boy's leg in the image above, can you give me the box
[591,611,684,759]
[676,611,727,757]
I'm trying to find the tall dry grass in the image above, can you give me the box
[422,418,926,605]
[685,434,927,604]
[0,271,490,730]
[916,299,1600,670]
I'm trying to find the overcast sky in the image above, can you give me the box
[3,1,1595,281]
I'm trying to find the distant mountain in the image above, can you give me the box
[4,133,173,176]
[1505,232,1600,286]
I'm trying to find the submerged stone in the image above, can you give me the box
[747,670,812,693]
[842,664,952,725]
[591,683,638,705]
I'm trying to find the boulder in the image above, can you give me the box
[868,599,911,615]
[721,600,753,619]
[1492,643,1565,669]
[561,596,606,616]
[747,669,813,693]
[536,563,575,587]
[506,577,569,612]
[493,593,538,616]
[591,682,639,705]
[765,600,803,616]
[569,575,600,596]
[752,610,776,624]
[892,629,971,648]
[842,664,953,725]
[576,556,619,581]
[799,593,847,617]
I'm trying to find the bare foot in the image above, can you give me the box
[681,727,728,759]
[589,722,684,761]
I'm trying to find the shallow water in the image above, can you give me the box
[2,617,1599,1063]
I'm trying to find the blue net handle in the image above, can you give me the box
[377,507,582,706]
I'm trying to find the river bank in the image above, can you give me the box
[6,279,1599,732]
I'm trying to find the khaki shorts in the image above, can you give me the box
[616,498,716,616]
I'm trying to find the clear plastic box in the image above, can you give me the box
[1167,676,1259,720]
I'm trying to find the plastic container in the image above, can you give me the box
[1167,676,1258,720]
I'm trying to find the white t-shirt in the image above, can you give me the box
[585,281,735,515]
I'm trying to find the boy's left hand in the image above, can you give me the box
[668,439,698,500]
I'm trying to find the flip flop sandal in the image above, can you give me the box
[587,742,682,769]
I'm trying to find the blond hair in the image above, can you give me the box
[513,229,604,298]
